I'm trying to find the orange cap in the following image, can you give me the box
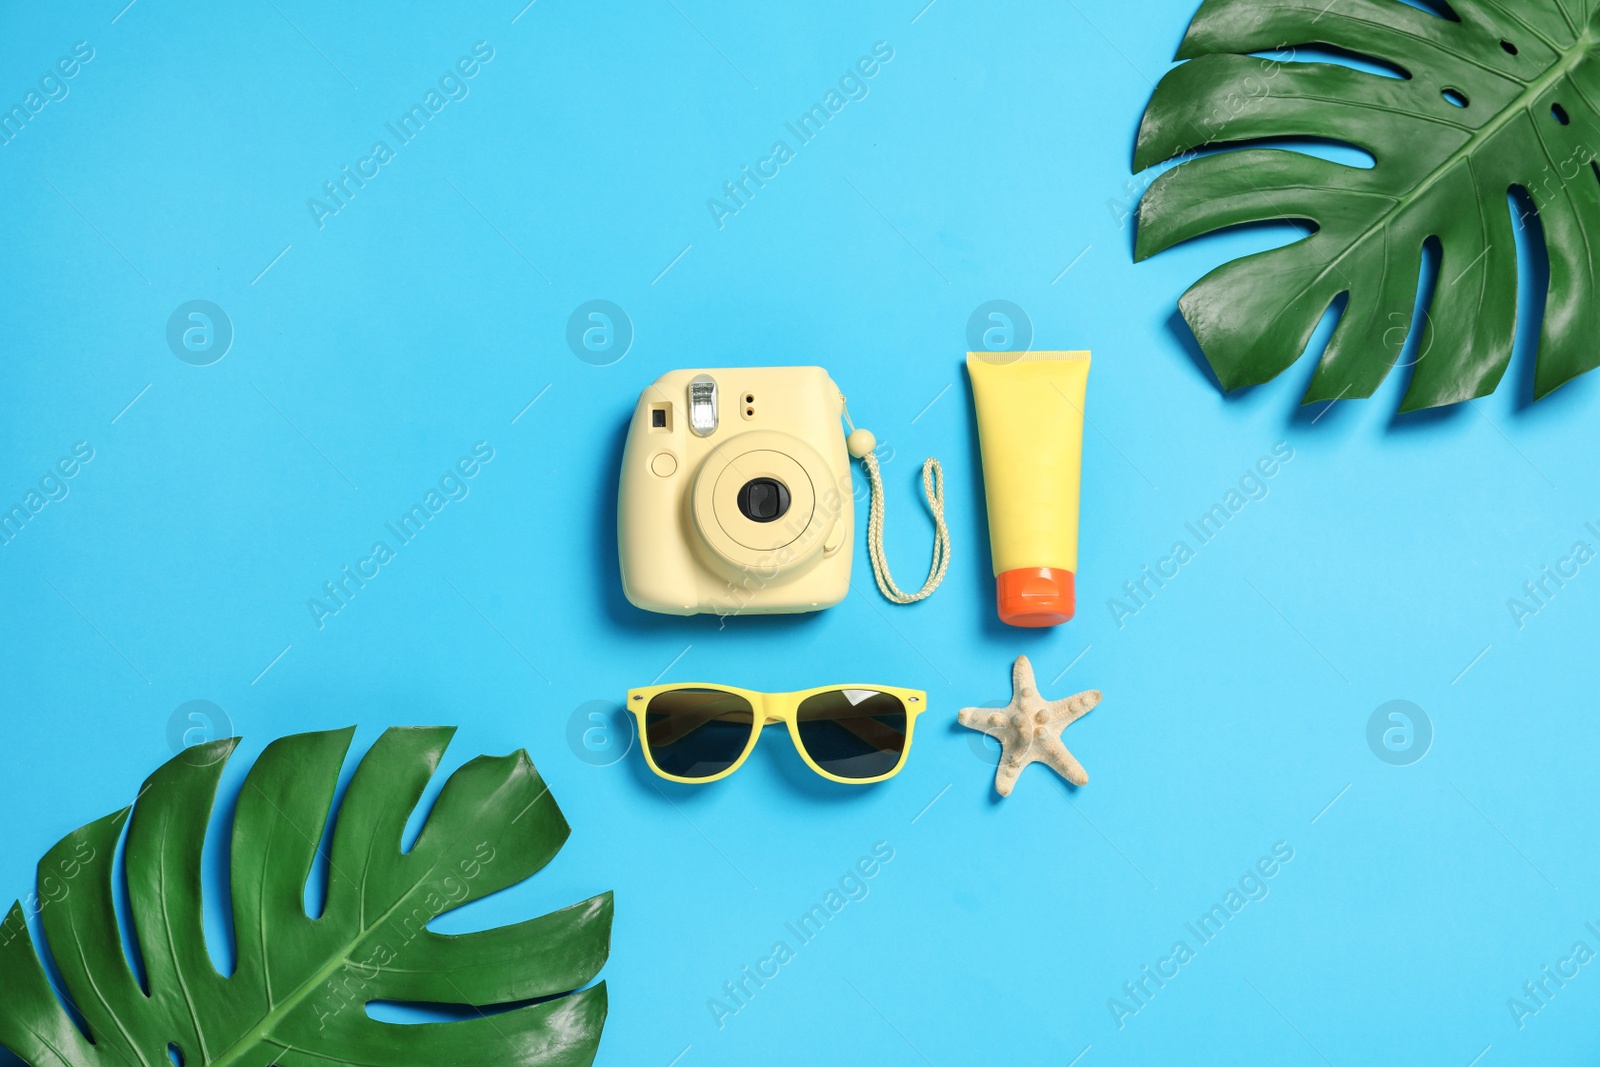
[996,567,1075,627]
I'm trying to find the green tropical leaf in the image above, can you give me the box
[1134,0,1600,411]
[0,727,612,1067]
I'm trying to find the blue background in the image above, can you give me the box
[2,0,1598,1064]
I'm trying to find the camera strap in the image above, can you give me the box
[842,405,950,605]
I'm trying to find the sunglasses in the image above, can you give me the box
[627,683,926,784]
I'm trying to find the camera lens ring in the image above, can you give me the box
[690,431,842,576]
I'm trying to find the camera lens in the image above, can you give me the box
[737,477,790,523]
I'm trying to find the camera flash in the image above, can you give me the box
[689,374,718,437]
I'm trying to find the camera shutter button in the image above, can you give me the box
[823,518,846,555]
[650,452,678,477]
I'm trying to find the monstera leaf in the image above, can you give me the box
[0,727,612,1067]
[1135,0,1600,411]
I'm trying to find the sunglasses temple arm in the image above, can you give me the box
[646,710,745,748]
[828,714,907,750]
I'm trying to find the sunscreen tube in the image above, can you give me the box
[966,350,1091,627]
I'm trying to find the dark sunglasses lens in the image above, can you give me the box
[795,689,908,780]
[644,689,756,779]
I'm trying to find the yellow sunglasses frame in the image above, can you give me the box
[626,683,927,784]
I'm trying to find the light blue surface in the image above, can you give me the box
[3,1,1599,1064]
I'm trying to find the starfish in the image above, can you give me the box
[957,655,1102,796]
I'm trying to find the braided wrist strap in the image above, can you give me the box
[859,450,950,604]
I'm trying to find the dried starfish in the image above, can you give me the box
[957,655,1102,796]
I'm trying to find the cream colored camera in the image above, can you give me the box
[618,367,854,616]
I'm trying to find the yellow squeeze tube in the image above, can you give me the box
[966,350,1091,627]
